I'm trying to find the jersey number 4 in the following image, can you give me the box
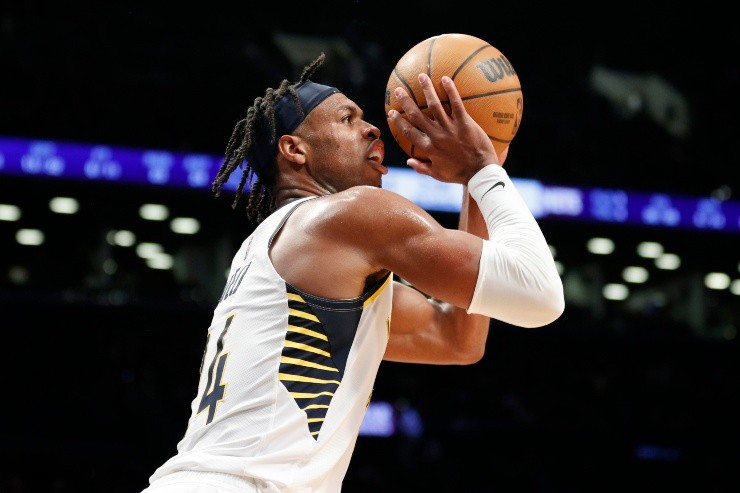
[198,314,233,424]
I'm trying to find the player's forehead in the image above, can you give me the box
[313,92,362,118]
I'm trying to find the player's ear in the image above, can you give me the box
[277,135,307,165]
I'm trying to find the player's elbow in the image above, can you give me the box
[468,274,565,328]
[448,341,487,365]
[460,346,486,365]
[518,280,565,328]
[443,318,488,366]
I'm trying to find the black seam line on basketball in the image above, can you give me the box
[404,91,522,111]
[462,88,522,100]
[480,181,506,199]
[489,135,512,144]
[394,114,516,138]
[451,44,492,80]
[400,87,522,112]
[427,38,436,76]
[394,69,419,106]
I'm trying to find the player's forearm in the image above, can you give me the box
[394,298,488,365]
[458,186,488,240]
[448,186,491,362]
[466,165,565,328]
[438,298,489,364]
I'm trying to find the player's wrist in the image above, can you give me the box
[467,164,510,199]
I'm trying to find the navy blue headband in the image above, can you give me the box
[248,80,340,173]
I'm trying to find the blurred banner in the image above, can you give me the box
[1,135,738,233]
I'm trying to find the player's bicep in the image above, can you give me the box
[382,227,483,311]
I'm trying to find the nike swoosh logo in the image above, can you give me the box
[481,181,506,199]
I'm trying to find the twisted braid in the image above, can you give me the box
[212,53,327,224]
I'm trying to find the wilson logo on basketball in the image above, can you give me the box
[476,56,517,84]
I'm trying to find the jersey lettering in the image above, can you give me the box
[197,314,233,424]
[219,262,250,303]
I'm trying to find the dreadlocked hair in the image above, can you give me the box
[211,53,327,224]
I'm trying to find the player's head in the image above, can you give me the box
[212,53,340,224]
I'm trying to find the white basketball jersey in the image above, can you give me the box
[148,197,393,492]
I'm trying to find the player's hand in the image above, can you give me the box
[387,73,504,184]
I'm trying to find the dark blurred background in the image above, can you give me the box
[1,2,738,492]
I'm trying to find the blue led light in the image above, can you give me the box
[1,135,739,234]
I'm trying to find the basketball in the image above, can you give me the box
[384,33,523,160]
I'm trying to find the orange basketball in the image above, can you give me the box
[384,33,523,160]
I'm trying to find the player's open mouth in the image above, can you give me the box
[368,140,387,174]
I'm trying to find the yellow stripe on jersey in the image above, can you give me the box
[291,391,335,399]
[287,292,305,302]
[281,356,339,372]
[303,404,330,410]
[289,308,319,323]
[284,340,330,357]
[278,373,341,385]
[287,324,328,340]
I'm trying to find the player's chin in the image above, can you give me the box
[362,169,384,188]
[368,173,384,188]
[358,178,382,189]
[346,176,381,190]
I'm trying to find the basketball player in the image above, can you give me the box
[141,53,564,493]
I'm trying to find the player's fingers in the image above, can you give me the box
[406,158,433,176]
[390,86,432,137]
[387,108,433,164]
[418,73,447,123]
[440,76,465,118]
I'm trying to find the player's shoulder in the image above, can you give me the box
[345,185,418,204]
[299,186,424,229]
[328,186,419,215]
